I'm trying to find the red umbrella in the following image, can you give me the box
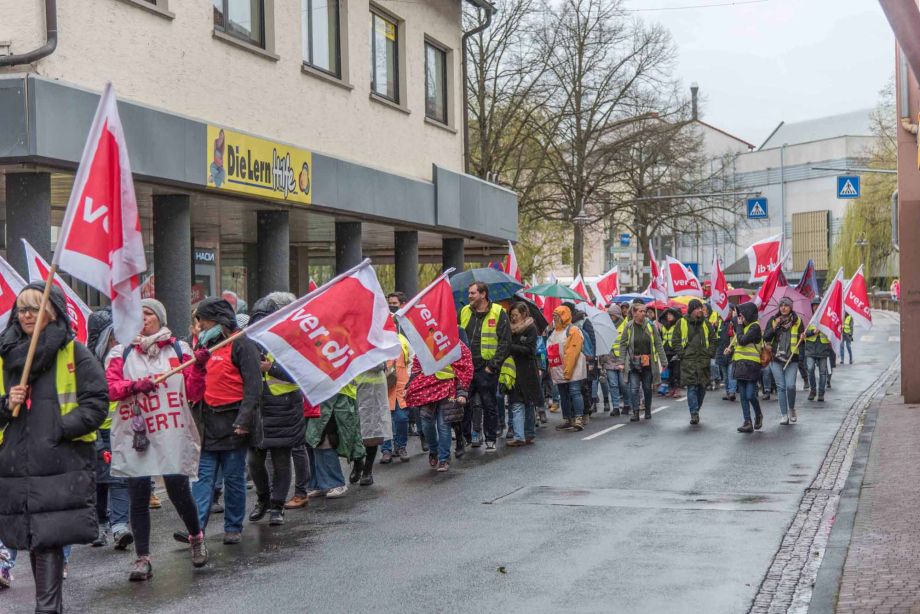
[727,288,750,297]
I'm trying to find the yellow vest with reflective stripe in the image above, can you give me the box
[0,341,95,444]
[622,321,659,364]
[709,311,720,328]
[661,325,675,348]
[434,365,455,380]
[498,356,516,389]
[101,401,118,430]
[613,320,628,358]
[732,322,762,363]
[679,317,710,349]
[804,325,830,344]
[398,334,411,366]
[843,314,853,336]
[460,303,504,361]
[339,383,357,400]
[263,354,300,396]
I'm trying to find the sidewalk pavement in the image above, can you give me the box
[831,376,920,613]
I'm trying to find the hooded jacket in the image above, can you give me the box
[547,306,585,383]
[0,284,108,550]
[731,302,763,382]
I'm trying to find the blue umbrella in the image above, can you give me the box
[450,268,524,306]
[610,294,653,304]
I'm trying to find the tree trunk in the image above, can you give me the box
[573,224,584,278]
[639,233,651,288]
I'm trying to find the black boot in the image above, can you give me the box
[349,458,364,484]
[269,505,284,526]
[630,410,640,422]
[737,420,754,433]
[249,498,269,522]
[644,408,652,420]
[753,412,763,430]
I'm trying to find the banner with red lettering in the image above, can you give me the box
[570,274,590,302]
[22,239,92,343]
[806,268,845,355]
[745,232,782,282]
[843,265,872,330]
[395,269,462,375]
[590,266,619,307]
[0,255,27,326]
[645,245,668,303]
[709,253,730,320]
[665,257,704,297]
[244,260,401,406]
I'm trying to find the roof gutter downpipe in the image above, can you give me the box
[880,0,920,81]
[461,2,495,175]
[0,0,58,67]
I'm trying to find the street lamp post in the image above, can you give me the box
[855,235,870,279]
[573,206,590,277]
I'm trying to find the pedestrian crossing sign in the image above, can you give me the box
[837,175,860,199]
[746,197,768,219]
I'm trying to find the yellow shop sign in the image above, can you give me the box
[206,125,312,205]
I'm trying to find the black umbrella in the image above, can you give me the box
[512,293,549,332]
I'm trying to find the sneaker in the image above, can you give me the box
[437,461,450,472]
[421,438,429,452]
[429,453,438,468]
[249,500,269,522]
[92,524,109,548]
[610,408,621,417]
[113,529,134,551]
[644,409,652,420]
[0,567,11,589]
[397,448,410,462]
[790,408,797,423]
[484,441,497,452]
[129,557,152,582]
[189,532,208,568]
[284,495,309,510]
[689,412,699,425]
[210,500,224,514]
[554,420,572,431]
[808,390,816,401]
[222,531,241,545]
[269,509,284,526]
[505,428,514,440]
[780,416,790,425]
[630,411,640,422]
[380,450,393,464]
[496,426,506,438]
[306,489,327,499]
[149,493,162,509]
[737,420,754,433]
[173,530,190,544]
[471,432,482,448]
[326,485,348,499]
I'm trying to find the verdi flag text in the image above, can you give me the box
[395,270,463,375]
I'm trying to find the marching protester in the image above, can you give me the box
[619,301,667,422]
[351,364,392,486]
[673,299,716,425]
[716,305,737,401]
[184,297,262,544]
[660,308,682,398]
[763,297,803,424]
[804,297,831,402]
[460,282,511,452]
[304,384,363,499]
[729,303,764,433]
[381,331,411,464]
[842,312,855,364]
[386,291,420,442]
[562,302,597,419]
[548,305,587,432]
[597,304,628,416]
[246,293,305,526]
[105,299,208,580]
[507,302,541,445]
[0,284,108,612]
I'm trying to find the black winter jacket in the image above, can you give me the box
[256,362,305,449]
[732,304,764,382]
[509,322,543,407]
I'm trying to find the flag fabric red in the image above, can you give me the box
[753,250,789,311]
[665,257,704,298]
[709,253,730,319]
[243,260,401,406]
[843,265,872,330]
[23,239,93,343]
[795,259,819,299]
[569,274,590,302]
[541,296,562,325]
[54,83,146,345]
[590,266,619,307]
[645,245,668,303]
[503,241,523,283]
[308,278,318,293]
[745,232,782,282]
[0,255,27,326]
[395,270,462,375]
[806,268,845,355]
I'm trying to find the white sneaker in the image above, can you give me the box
[306,489,327,499]
[790,409,797,423]
[325,485,348,499]
[780,416,790,425]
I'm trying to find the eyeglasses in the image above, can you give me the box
[17,306,41,315]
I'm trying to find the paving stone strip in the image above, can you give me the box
[748,356,901,614]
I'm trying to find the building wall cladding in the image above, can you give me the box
[0,0,465,182]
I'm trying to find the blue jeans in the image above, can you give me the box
[842,337,853,363]
[382,403,410,453]
[769,360,798,417]
[509,401,528,441]
[761,366,775,394]
[720,362,737,394]
[687,384,706,413]
[421,405,453,462]
[193,448,247,534]
[628,368,653,413]
[806,356,828,395]
[604,369,628,410]
[738,380,762,422]
[307,446,346,490]
[557,381,585,420]
[524,404,536,440]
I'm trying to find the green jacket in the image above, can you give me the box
[305,392,365,461]
[673,315,716,386]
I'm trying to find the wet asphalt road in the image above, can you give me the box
[4,313,901,614]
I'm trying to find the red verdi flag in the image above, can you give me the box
[569,274,590,302]
[745,233,782,282]
[665,257,703,298]
[806,268,845,355]
[395,270,462,375]
[503,241,522,283]
[0,255,27,326]
[709,253,730,320]
[54,83,146,346]
[23,239,93,343]
[645,245,668,303]
[590,266,620,306]
[753,250,789,311]
[843,265,873,330]
[308,278,318,293]
[244,260,401,406]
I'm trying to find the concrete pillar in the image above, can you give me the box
[442,237,464,276]
[335,221,362,274]
[394,230,419,297]
[153,195,192,339]
[5,172,52,278]
[290,246,310,296]
[256,210,290,296]
[243,244,259,305]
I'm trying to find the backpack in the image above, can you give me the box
[572,320,595,358]
[123,340,185,363]
[535,335,548,370]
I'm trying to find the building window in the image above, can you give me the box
[370,11,399,102]
[425,42,448,124]
[302,0,340,77]
[214,0,265,49]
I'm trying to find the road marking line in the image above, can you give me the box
[651,404,670,414]
[888,335,901,342]
[582,423,625,440]
[673,396,687,401]
[859,335,874,342]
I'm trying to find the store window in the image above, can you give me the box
[302,0,341,77]
[370,11,399,102]
[213,0,265,49]
[425,42,448,124]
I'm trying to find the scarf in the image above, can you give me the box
[196,324,224,349]
[132,327,173,358]
[511,316,534,335]
[0,319,70,383]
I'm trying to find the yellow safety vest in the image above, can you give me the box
[339,382,357,400]
[101,401,118,431]
[731,322,762,363]
[661,324,675,348]
[262,354,300,396]
[354,369,387,385]
[498,356,516,390]
[434,365,455,380]
[804,325,830,345]
[459,303,504,361]
[613,320,628,358]
[622,321,659,364]
[0,341,95,445]
[843,314,853,336]
[708,311,720,328]
[678,317,710,349]
[398,334,411,366]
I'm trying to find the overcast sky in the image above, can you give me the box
[625,0,894,147]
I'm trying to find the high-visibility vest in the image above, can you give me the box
[434,365,455,380]
[708,311,720,328]
[804,325,830,345]
[661,324,676,348]
[100,401,118,431]
[613,319,628,358]
[398,334,411,366]
[354,368,387,385]
[339,383,357,400]
[498,356,516,389]
[843,314,853,336]
[731,322,762,363]
[622,321,659,364]
[459,303,504,360]
[678,317,710,349]
[0,340,95,444]
[263,354,300,396]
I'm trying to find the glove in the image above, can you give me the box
[103,450,112,464]
[194,348,210,367]
[132,378,157,395]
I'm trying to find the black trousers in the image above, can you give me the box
[30,547,64,614]
[466,369,499,442]
[249,447,293,508]
[128,475,201,557]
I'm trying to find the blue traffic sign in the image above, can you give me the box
[837,175,860,199]
[619,233,631,247]
[746,197,768,219]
